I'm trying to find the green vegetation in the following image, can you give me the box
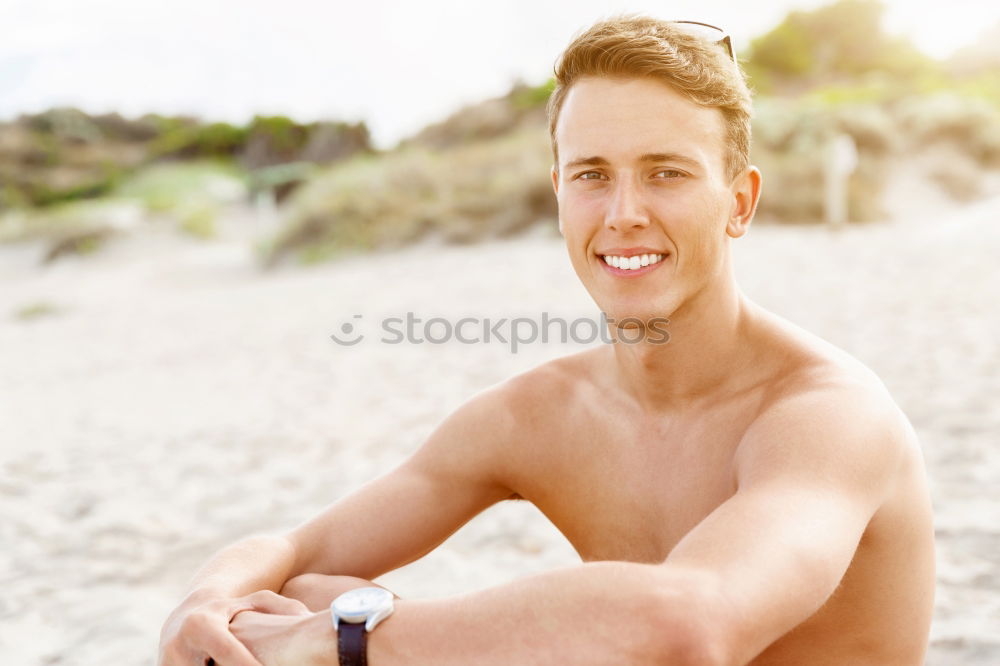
[0,163,240,245]
[0,110,372,213]
[0,199,130,243]
[114,160,247,213]
[4,0,1000,260]
[743,0,936,94]
[266,127,556,265]
[751,98,892,222]
[148,121,249,159]
[178,204,218,239]
[893,94,1000,167]
[732,0,1000,222]
[27,168,123,207]
[13,301,61,321]
[248,116,303,153]
[511,79,555,111]
[263,0,1000,255]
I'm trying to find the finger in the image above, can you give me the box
[158,640,202,666]
[204,630,263,666]
[244,589,311,616]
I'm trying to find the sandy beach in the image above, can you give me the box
[1,195,998,664]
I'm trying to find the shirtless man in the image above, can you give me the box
[158,16,935,665]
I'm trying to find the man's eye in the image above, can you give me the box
[577,171,605,180]
[655,169,684,179]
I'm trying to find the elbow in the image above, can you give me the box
[645,572,734,666]
[650,615,730,666]
[660,631,730,666]
[280,531,314,576]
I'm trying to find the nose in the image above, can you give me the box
[604,177,650,232]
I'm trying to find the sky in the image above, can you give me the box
[2,0,998,148]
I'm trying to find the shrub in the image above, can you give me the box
[149,122,249,159]
[13,301,61,320]
[265,127,556,265]
[892,94,1000,167]
[179,203,218,239]
[114,161,247,213]
[752,99,892,222]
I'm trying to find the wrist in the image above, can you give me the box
[299,610,340,666]
[180,587,226,609]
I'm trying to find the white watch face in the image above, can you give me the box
[333,587,393,619]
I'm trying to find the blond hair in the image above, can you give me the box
[547,15,753,181]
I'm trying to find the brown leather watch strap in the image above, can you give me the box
[338,621,367,666]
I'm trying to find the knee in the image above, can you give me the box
[280,573,387,612]
[280,573,328,602]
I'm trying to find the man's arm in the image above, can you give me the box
[158,537,312,666]
[159,382,521,665]
[382,384,906,665]
[233,383,907,666]
[661,384,908,663]
[282,381,519,580]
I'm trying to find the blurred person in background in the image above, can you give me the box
[158,14,935,666]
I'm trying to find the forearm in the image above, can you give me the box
[187,533,299,599]
[161,534,313,665]
[377,561,677,665]
[296,561,704,666]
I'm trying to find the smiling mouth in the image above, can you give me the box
[599,252,668,272]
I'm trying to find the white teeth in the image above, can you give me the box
[601,253,665,271]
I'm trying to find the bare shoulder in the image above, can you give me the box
[738,313,917,494]
[496,349,600,414]
[406,351,598,496]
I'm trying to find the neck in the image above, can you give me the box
[607,272,759,413]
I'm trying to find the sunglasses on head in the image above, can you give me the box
[670,20,737,65]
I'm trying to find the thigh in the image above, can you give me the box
[280,574,397,612]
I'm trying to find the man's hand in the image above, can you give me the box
[230,609,334,666]
[229,575,398,665]
[158,589,311,666]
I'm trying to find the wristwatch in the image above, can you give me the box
[330,586,395,666]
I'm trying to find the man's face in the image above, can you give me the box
[551,76,753,326]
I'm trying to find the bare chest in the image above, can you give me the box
[515,399,754,562]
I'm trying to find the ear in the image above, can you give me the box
[551,165,564,236]
[726,166,762,239]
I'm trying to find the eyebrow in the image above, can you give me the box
[563,152,702,170]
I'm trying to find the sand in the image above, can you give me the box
[0,196,997,664]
